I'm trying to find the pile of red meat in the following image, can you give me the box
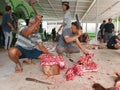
[39,54,65,69]
[115,87,120,90]
[66,53,98,81]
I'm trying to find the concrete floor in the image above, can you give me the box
[0,43,120,90]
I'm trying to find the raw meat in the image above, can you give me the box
[39,54,65,69]
[77,53,97,72]
[66,66,75,81]
[66,53,98,81]
[116,87,120,90]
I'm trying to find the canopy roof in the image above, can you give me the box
[8,0,120,22]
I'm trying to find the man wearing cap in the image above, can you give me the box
[56,21,89,56]
[58,1,71,32]
[8,15,53,73]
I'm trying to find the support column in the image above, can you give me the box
[81,23,83,27]
[116,17,119,32]
[95,0,99,40]
[86,22,88,32]
[81,20,83,27]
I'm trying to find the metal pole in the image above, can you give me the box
[81,0,97,21]
[117,16,119,32]
[86,22,88,32]
[95,0,99,40]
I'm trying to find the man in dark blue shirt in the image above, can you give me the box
[103,18,114,43]
[0,12,5,46]
[2,5,15,50]
[99,20,106,42]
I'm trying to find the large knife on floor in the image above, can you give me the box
[69,59,76,63]
[26,77,52,85]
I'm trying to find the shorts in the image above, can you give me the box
[104,33,113,41]
[56,45,80,54]
[15,45,43,59]
[107,44,116,49]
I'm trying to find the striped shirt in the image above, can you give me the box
[15,25,42,50]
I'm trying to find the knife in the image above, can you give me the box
[26,77,52,85]
[76,14,81,29]
[69,59,76,63]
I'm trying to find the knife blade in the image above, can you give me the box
[69,59,76,63]
[26,77,52,85]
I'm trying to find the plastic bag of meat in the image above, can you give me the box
[42,64,60,76]
[39,54,65,76]
[39,54,65,69]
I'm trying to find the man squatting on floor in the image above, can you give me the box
[56,21,89,56]
[8,14,53,73]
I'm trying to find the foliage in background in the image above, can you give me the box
[0,0,6,14]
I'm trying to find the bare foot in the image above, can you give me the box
[23,59,35,65]
[15,63,23,73]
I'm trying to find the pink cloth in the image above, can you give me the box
[39,54,65,69]
[66,53,98,81]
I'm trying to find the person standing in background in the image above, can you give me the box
[2,6,15,50]
[58,1,71,32]
[99,20,106,43]
[0,12,5,47]
[103,18,114,43]
[44,30,47,39]
[52,28,56,42]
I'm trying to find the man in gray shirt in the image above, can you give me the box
[58,2,71,32]
[56,21,89,56]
